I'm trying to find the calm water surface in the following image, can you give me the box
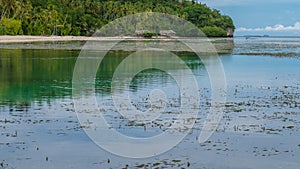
[0,37,300,169]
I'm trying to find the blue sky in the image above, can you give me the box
[198,0,300,36]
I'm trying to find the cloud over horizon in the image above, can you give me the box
[236,22,300,32]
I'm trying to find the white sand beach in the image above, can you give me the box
[0,35,124,43]
[0,35,233,43]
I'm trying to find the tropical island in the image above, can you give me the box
[0,0,235,37]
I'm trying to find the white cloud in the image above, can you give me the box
[237,22,300,32]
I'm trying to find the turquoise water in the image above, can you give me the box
[0,38,300,169]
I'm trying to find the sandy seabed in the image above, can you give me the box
[0,35,234,53]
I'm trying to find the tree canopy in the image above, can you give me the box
[0,0,235,37]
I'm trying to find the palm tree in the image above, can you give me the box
[0,0,17,21]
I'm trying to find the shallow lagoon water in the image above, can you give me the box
[0,37,300,169]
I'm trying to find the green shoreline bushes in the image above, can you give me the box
[201,26,227,37]
[0,18,22,35]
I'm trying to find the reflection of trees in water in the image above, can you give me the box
[0,48,208,105]
[0,49,77,104]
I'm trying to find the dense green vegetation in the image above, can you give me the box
[0,0,234,37]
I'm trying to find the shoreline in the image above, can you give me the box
[0,35,233,43]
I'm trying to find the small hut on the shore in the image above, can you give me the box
[159,30,176,37]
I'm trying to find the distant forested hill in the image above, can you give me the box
[0,0,235,37]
